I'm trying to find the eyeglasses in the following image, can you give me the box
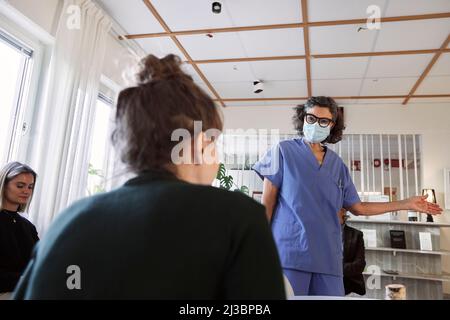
[305,113,334,128]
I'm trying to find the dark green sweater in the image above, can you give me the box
[13,171,285,299]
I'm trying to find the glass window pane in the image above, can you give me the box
[0,39,25,162]
[86,97,113,195]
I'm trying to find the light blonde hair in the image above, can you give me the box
[0,162,37,212]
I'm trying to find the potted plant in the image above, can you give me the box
[216,163,249,195]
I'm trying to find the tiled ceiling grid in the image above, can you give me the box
[99,0,450,107]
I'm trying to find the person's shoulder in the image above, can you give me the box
[182,183,264,209]
[18,215,37,230]
[182,184,266,220]
[279,138,300,149]
[277,138,303,155]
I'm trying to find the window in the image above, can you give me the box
[0,29,33,164]
[86,93,114,196]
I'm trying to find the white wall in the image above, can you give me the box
[102,33,140,89]
[6,0,61,35]
[223,101,450,293]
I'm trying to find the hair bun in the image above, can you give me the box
[137,54,188,84]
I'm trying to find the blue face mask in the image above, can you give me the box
[303,122,330,143]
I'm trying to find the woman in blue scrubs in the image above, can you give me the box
[253,96,442,297]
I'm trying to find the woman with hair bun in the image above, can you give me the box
[13,54,285,300]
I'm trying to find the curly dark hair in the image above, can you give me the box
[293,96,345,144]
[112,54,223,173]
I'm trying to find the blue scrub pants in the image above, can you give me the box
[284,269,345,296]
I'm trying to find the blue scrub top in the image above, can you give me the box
[253,138,360,276]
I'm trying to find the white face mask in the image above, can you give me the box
[303,122,331,143]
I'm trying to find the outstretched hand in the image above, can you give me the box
[406,195,443,215]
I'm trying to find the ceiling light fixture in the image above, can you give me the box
[253,80,264,94]
[212,2,222,14]
[357,26,368,32]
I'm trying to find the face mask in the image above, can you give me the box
[303,122,330,143]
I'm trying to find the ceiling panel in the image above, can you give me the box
[198,62,254,83]
[360,77,418,95]
[250,60,307,81]
[226,0,302,26]
[98,0,164,34]
[313,79,363,96]
[195,83,216,99]
[409,97,450,103]
[264,100,306,106]
[374,18,450,52]
[136,38,186,59]
[213,82,265,99]
[312,57,369,79]
[151,0,234,30]
[415,76,450,94]
[310,25,378,54]
[428,53,450,76]
[238,29,305,57]
[309,0,387,22]
[181,64,204,83]
[199,60,307,84]
[152,0,302,30]
[225,101,269,107]
[354,98,404,104]
[177,33,246,60]
[385,0,450,16]
[365,54,434,78]
[263,80,308,97]
[333,99,360,105]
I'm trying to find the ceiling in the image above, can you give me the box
[97,0,450,107]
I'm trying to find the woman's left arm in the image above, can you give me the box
[348,195,443,216]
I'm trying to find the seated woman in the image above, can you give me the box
[0,162,39,294]
[13,54,285,299]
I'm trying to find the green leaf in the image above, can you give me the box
[221,175,233,190]
[216,163,226,180]
[240,185,249,195]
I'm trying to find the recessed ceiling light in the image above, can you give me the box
[212,2,222,14]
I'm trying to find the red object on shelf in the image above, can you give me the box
[373,159,381,168]
[383,159,405,168]
[352,160,361,171]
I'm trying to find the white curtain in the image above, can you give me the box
[28,0,111,235]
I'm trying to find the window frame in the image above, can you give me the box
[86,79,119,195]
[0,11,53,165]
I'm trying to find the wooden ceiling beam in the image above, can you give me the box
[122,12,450,40]
[301,0,312,97]
[216,94,450,102]
[402,34,450,105]
[183,49,450,64]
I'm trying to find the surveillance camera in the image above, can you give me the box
[212,2,222,14]
[253,80,264,94]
